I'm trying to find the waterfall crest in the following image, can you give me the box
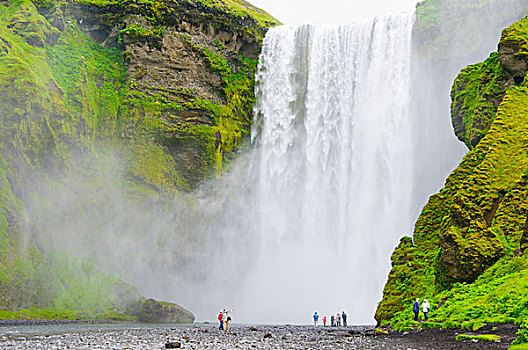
[241,14,415,324]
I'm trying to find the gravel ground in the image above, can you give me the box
[0,322,518,349]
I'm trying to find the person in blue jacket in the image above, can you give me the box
[413,298,420,321]
[313,312,319,327]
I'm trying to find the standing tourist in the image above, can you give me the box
[342,311,347,327]
[336,313,341,327]
[413,298,420,321]
[218,310,223,330]
[222,309,231,331]
[331,314,335,327]
[422,299,430,321]
[313,312,319,327]
[323,316,327,326]
[225,310,232,331]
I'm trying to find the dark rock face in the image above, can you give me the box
[499,18,528,86]
[435,226,504,286]
[68,0,278,189]
[129,298,195,323]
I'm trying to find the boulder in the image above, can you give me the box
[128,298,194,323]
[165,342,182,349]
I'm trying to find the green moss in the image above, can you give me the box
[451,52,505,149]
[126,141,184,192]
[501,15,528,60]
[421,321,444,330]
[119,23,164,49]
[510,345,528,350]
[196,0,279,27]
[47,250,137,315]
[513,321,528,345]
[0,0,274,318]
[75,0,279,41]
[456,334,501,342]
[377,13,528,327]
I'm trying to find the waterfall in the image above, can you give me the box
[237,14,415,324]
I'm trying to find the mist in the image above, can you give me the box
[12,0,528,326]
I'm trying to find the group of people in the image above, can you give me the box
[218,309,232,331]
[313,311,347,327]
[413,298,430,321]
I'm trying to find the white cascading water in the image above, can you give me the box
[237,14,415,324]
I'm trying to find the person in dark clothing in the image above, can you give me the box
[331,314,335,327]
[413,299,420,321]
[342,311,347,327]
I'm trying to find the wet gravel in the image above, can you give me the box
[0,322,518,349]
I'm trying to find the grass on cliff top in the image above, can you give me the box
[73,0,280,27]
[199,0,279,26]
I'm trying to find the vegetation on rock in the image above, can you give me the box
[377,14,528,339]
[0,0,276,319]
[451,52,505,149]
[455,333,501,342]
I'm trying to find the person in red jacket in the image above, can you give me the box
[323,316,327,326]
[218,311,223,330]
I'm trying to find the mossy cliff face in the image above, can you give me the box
[408,0,528,213]
[451,16,528,149]
[376,14,528,330]
[0,0,275,318]
[71,0,278,189]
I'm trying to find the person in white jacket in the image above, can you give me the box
[422,299,430,321]
[222,309,232,331]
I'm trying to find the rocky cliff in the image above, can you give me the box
[376,3,528,333]
[0,0,276,319]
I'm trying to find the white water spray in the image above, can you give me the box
[233,14,415,324]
